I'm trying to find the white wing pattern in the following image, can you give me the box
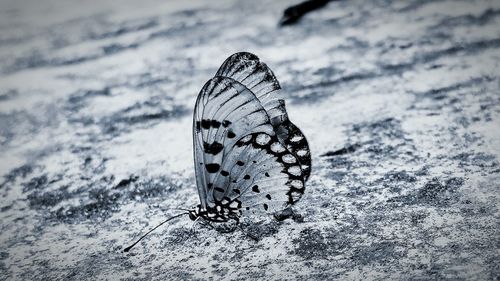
[191,52,311,222]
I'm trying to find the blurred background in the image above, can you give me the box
[0,0,499,280]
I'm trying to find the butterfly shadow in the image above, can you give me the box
[236,207,305,242]
[190,207,306,242]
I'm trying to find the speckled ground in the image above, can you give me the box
[0,0,499,280]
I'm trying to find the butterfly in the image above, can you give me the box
[190,52,311,221]
[124,52,310,252]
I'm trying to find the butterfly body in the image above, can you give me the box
[191,52,311,223]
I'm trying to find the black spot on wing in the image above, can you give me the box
[211,119,221,128]
[222,120,232,127]
[200,119,226,129]
[252,185,260,193]
[204,141,224,155]
[201,119,211,129]
[220,170,229,177]
[236,161,245,166]
[227,131,236,138]
[205,163,220,173]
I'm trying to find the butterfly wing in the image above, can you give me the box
[269,100,312,181]
[193,76,306,215]
[219,132,306,214]
[215,52,282,116]
[216,52,311,181]
[193,76,275,210]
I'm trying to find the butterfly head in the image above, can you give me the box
[188,209,199,221]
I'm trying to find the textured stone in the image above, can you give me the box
[0,0,499,280]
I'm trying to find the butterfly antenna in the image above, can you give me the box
[123,212,188,253]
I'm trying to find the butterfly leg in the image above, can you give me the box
[188,217,201,238]
[199,218,215,230]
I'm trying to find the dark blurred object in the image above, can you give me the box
[279,0,331,26]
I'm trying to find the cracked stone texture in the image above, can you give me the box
[0,0,499,280]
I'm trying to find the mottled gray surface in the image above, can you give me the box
[0,0,499,280]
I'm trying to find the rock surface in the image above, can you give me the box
[0,0,499,280]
